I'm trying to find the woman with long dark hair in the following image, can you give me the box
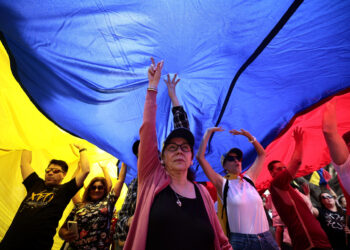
[59,163,126,250]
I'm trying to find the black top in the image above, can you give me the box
[146,184,214,250]
[317,206,349,249]
[0,173,80,250]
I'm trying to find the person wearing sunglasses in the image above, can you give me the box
[59,162,126,250]
[197,127,278,250]
[123,58,231,250]
[0,145,90,250]
[268,127,331,250]
[313,191,350,249]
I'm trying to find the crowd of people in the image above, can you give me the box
[1,58,349,250]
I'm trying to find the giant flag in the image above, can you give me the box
[1,0,350,186]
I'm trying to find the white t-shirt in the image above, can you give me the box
[221,175,269,234]
[333,154,350,195]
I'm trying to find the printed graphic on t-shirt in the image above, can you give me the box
[22,188,57,210]
[324,211,345,230]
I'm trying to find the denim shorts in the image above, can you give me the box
[229,231,279,250]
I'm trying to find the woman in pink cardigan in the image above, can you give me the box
[123,58,231,250]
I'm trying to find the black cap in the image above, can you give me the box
[132,140,140,157]
[221,147,243,166]
[163,128,195,152]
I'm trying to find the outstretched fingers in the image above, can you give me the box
[208,127,225,133]
[229,129,241,135]
[292,126,304,142]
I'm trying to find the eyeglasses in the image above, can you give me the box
[321,195,334,200]
[225,155,241,162]
[45,168,64,174]
[166,143,191,152]
[90,185,105,191]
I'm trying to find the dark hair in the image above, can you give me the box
[342,131,350,144]
[187,167,195,182]
[132,140,140,157]
[267,160,281,172]
[47,159,68,173]
[82,177,108,203]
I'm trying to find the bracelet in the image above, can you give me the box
[147,87,158,92]
[79,148,87,153]
[248,136,256,143]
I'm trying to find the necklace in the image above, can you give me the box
[172,188,182,207]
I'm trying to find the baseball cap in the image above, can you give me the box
[220,148,243,166]
[162,128,194,153]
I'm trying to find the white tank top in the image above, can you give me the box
[222,175,269,234]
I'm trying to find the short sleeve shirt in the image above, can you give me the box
[0,173,80,250]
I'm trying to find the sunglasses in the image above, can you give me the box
[225,155,241,162]
[45,168,64,174]
[166,143,191,152]
[90,185,105,191]
[321,195,334,200]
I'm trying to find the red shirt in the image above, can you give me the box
[269,170,331,249]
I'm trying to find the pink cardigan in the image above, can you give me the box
[124,90,232,250]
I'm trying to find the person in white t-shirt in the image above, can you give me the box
[197,127,279,250]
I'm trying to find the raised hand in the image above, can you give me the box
[164,73,180,99]
[322,101,337,132]
[292,127,304,144]
[229,129,254,141]
[73,143,85,152]
[148,57,164,88]
[207,127,225,134]
[98,160,108,169]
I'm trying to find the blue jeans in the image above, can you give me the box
[229,231,279,250]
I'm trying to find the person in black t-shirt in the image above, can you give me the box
[0,145,90,250]
[314,191,350,249]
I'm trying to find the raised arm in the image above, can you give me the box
[165,73,190,129]
[112,162,127,198]
[196,127,224,197]
[20,149,35,180]
[301,182,319,217]
[287,127,304,178]
[73,144,90,187]
[165,73,181,107]
[322,101,349,165]
[71,161,82,204]
[98,161,112,192]
[138,58,164,182]
[230,129,266,182]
